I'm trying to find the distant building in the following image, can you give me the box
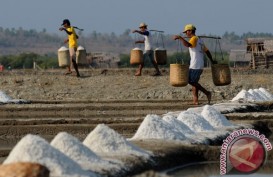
[246,38,273,69]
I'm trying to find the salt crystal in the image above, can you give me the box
[177,111,215,132]
[51,132,121,175]
[132,47,142,50]
[131,114,186,141]
[253,89,271,101]
[162,115,195,136]
[231,89,256,102]
[83,124,150,158]
[58,46,68,51]
[201,105,233,128]
[4,134,94,177]
[248,89,264,101]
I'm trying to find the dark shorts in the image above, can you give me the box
[144,50,154,63]
[189,69,203,84]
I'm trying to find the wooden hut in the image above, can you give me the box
[229,49,251,68]
[246,38,273,69]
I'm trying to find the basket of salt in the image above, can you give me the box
[154,47,167,65]
[76,46,87,64]
[130,47,143,65]
[211,64,231,86]
[58,46,70,67]
[170,64,189,87]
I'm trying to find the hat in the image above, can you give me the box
[183,24,196,33]
[139,22,147,28]
[61,19,70,26]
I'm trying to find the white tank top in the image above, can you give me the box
[189,36,205,69]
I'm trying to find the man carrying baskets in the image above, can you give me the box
[132,23,161,76]
[173,24,216,105]
[59,19,80,77]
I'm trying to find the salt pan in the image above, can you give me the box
[51,132,122,175]
[177,111,215,132]
[131,114,186,141]
[201,105,233,128]
[4,134,95,177]
[83,124,150,158]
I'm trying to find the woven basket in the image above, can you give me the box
[170,64,189,87]
[58,50,70,67]
[76,49,87,64]
[154,49,167,65]
[211,64,231,86]
[130,49,143,65]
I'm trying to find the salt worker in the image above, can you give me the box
[59,19,80,77]
[173,24,217,105]
[132,23,161,76]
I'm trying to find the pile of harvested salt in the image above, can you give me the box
[83,124,150,158]
[201,105,233,128]
[232,87,273,102]
[131,114,186,141]
[0,91,12,102]
[51,132,121,175]
[4,134,95,177]
[162,115,195,136]
[177,111,215,132]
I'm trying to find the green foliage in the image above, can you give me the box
[118,54,130,67]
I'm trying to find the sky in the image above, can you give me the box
[0,0,272,36]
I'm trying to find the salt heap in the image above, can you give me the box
[201,105,233,128]
[162,115,195,136]
[177,111,215,132]
[131,114,186,141]
[4,134,95,177]
[232,88,273,102]
[83,124,150,159]
[0,91,12,102]
[51,132,122,175]
[0,90,30,104]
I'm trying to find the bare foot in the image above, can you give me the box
[207,91,212,104]
[135,72,141,76]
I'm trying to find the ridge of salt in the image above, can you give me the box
[4,134,95,177]
[51,132,122,174]
[231,89,256,102]
[259,88,273,100]
[201,105,233,128]
[131,114,186,141]
[177,111,215,132]
[162,115,195,135]
[83,124,150,158]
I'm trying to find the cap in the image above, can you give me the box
[183,24,196,33]
[139,22,148,28]
[61,19,70,26]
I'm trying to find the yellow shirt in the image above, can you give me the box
[67,26,78,48]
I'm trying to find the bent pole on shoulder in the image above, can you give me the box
[150,29,164,33]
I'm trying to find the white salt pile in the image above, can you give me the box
[4,134,95,177]
[77,46,85,50]
[232,88,273,102]
[162,115,195,136]
[0,90,30,104]
[132,47,142,50]
[177,111,215,132]
[0,91,12,102]
[201,105,233,128]
[51,132,122,175]
[130,114,186,141]
[58,46,69,51]
[83,124,150,159]
[155,47,165,51]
